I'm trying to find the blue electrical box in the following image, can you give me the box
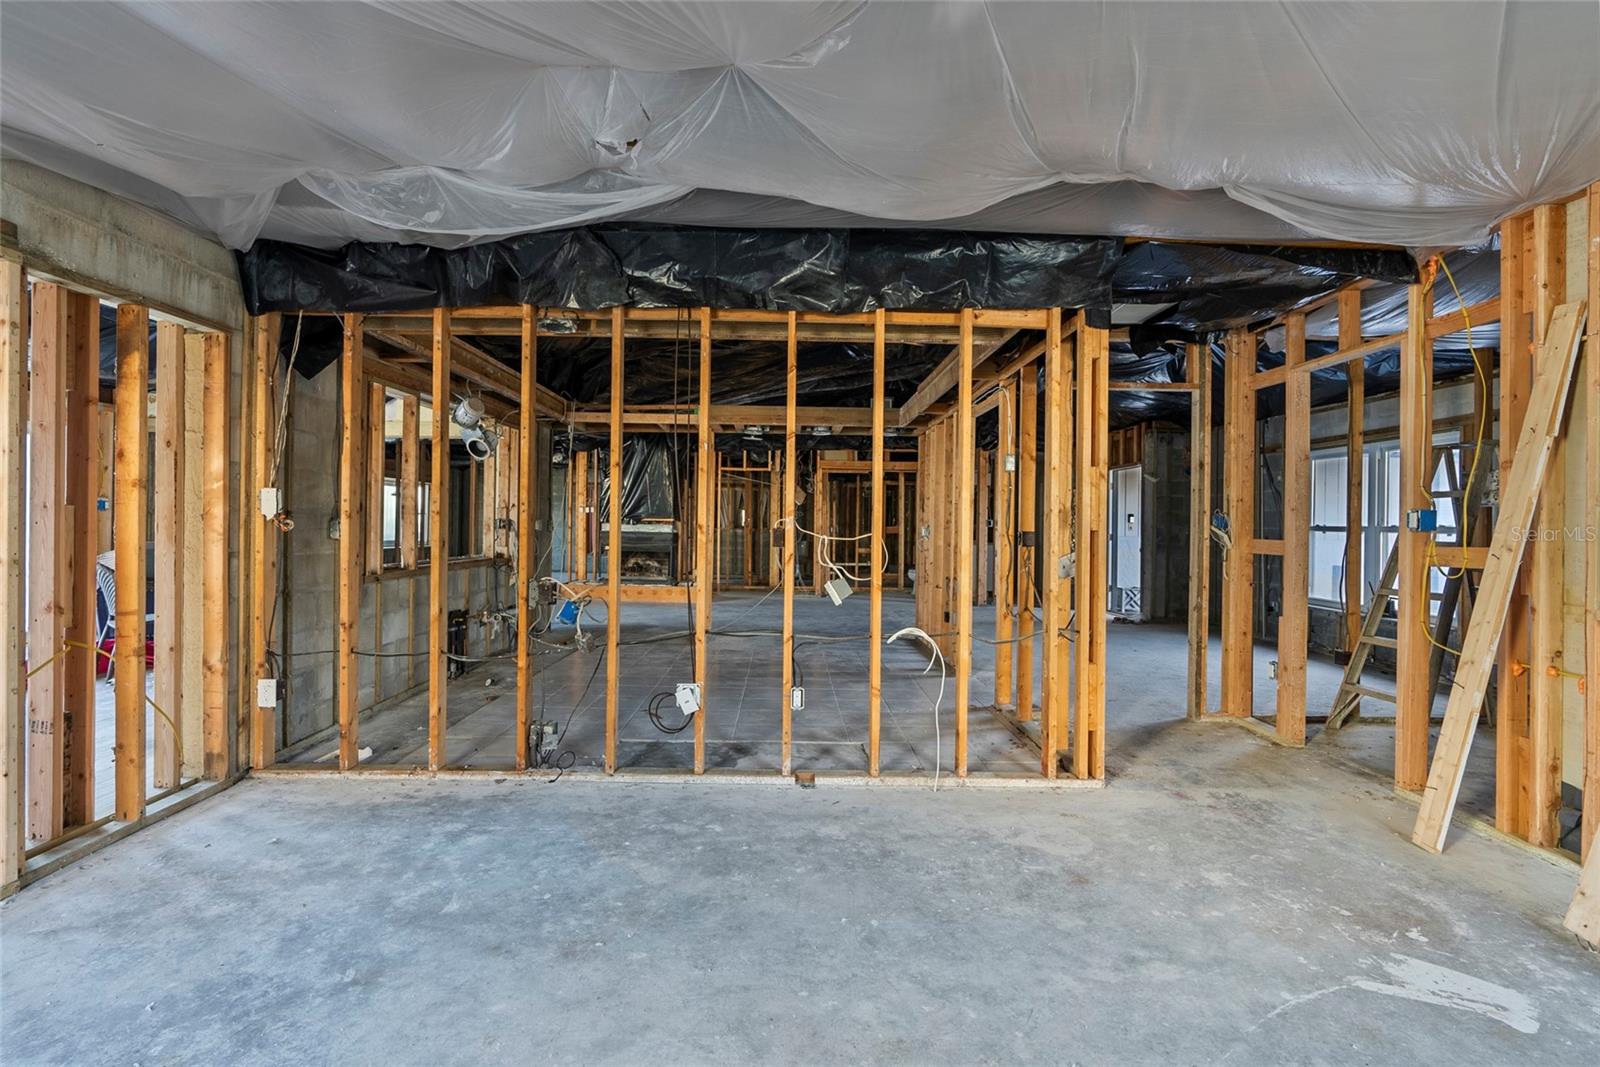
[554,599,579,626]
[1405,508,1438,533]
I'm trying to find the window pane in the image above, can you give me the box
[1310,454,1347,527]
[1310,530,1344,603]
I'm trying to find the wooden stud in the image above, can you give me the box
[249,313,281,771]
[516,306,537,771]
[1528,204,1568,847]
[201,332,229,780]
[607,306,626,774]
[114,304,150,819]
[179,332,205,781]
[1219,328,1256,717]
[954,309,975,777]
[1278,313,1309,745]
[1015,365,1038,720]
[337,314,365,770]
[1396,277,1434,791]
[27,283,68,839]
[1074,312,1110,780]
[1585,182,1600,861]
[1,258,25,884]
[1331,291,1366,654]
[1567,840,1600,946]
[975,451,990,605]
[1186,341,1211,721]
[1497,212,1534,836]
[782,312,797,775]
[994,375,1015,709]
[428,308,450,771]
[64,292,98,821]
[1039,312,1067,775]
[1411,301,1585,852]
[367,382,386,575]
[693,307,713,773]
[399,394,419,570]
[152,322,184,789]
[868,309,886,775]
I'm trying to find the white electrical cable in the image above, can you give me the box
[886,626,947,791]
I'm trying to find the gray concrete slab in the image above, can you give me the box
[3,617,1597,1063]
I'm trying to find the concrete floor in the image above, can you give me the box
[5,611,1594,1063]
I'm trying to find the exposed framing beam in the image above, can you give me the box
[1219,328,1256,717]
[1039,312,1068,776]
[114,304,150,819]
[1340,289,1365,653]
[152,321,185,789]
[606,306,626,774]
[869,309,885,776]
[200,331,229,780]
[337,314,365,770]
[0,255,24,885]
[27,283,68,839]
[1015,364,1037,722]
[249,313,281,771]
[427,308,450,771]
[993,373,1015,710]
[899,328,1022,426]
[1186,342,1211,721]
[1395,273,1435,791]
[64,291,98,820]
[516,305,537,772]
[954,310,976,777]
[781,312,797,776]
[1585,181,1600,862]
[1277,312,1309,746]
[1073,312,1109,780]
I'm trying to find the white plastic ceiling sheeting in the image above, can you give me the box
[3,1,1597,251]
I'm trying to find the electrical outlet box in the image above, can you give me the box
[258,487,280,519]
[1405,508,1438,533]
[1019,531,1037,547]
[327,516,341,540]
[256,678,278,708]
[675,682,702,716]
[790,686,805,711]
[1003,453,1017,473]
[824,576,854,605]
[1057,553,1075,580]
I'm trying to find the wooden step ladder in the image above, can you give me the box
[1326,444,1488,731]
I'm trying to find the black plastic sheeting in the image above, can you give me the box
[237,225,1123,320]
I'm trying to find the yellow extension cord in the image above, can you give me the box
[25,638,184,768]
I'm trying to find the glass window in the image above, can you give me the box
[1307,451,1347,605]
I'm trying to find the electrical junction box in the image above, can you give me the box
[675,682,702,716]
[258,486,280,519]
[1058,552,1075,580]
[1003,453,1017,473]
[824,576,854,606]
[1405,508,1438,533]
[256,678,278,709]
[790,687,805,711]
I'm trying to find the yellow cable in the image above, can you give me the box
[24,638,184,769]
[1410,256,1491,660]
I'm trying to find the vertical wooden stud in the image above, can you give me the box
[399,394,419,570]
[179,332,205,781]
[1219,328,1256,717]
[1039,314,1067,775]
[607,306,626,774]
[869,309,885,776]
[782,312,797,775]
[994,377,1015,709]
[1278,313,1309,746]
[1016,365,1038,720]
[201,332,229,779]
[1396,275,1434,791]
[114,305,150,819]
[1074,312,1109,780]
[1496,212,1533,835]
[954,309,975,777]
[367,382,386,575]
[151,322,184,789]
[337,314,365,770]
[27,283,68,838]
[0,258,25,882]
[1583,181,1600,861]
[64,292,98,820]
[1339,289,1365,652]
[249,313,281,771]
[1186,341,1211,721]
[428,308,450,771]
[516,306,537,771]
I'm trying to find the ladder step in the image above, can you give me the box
[1362,635,1397,649]
[1345,683,1397,703]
